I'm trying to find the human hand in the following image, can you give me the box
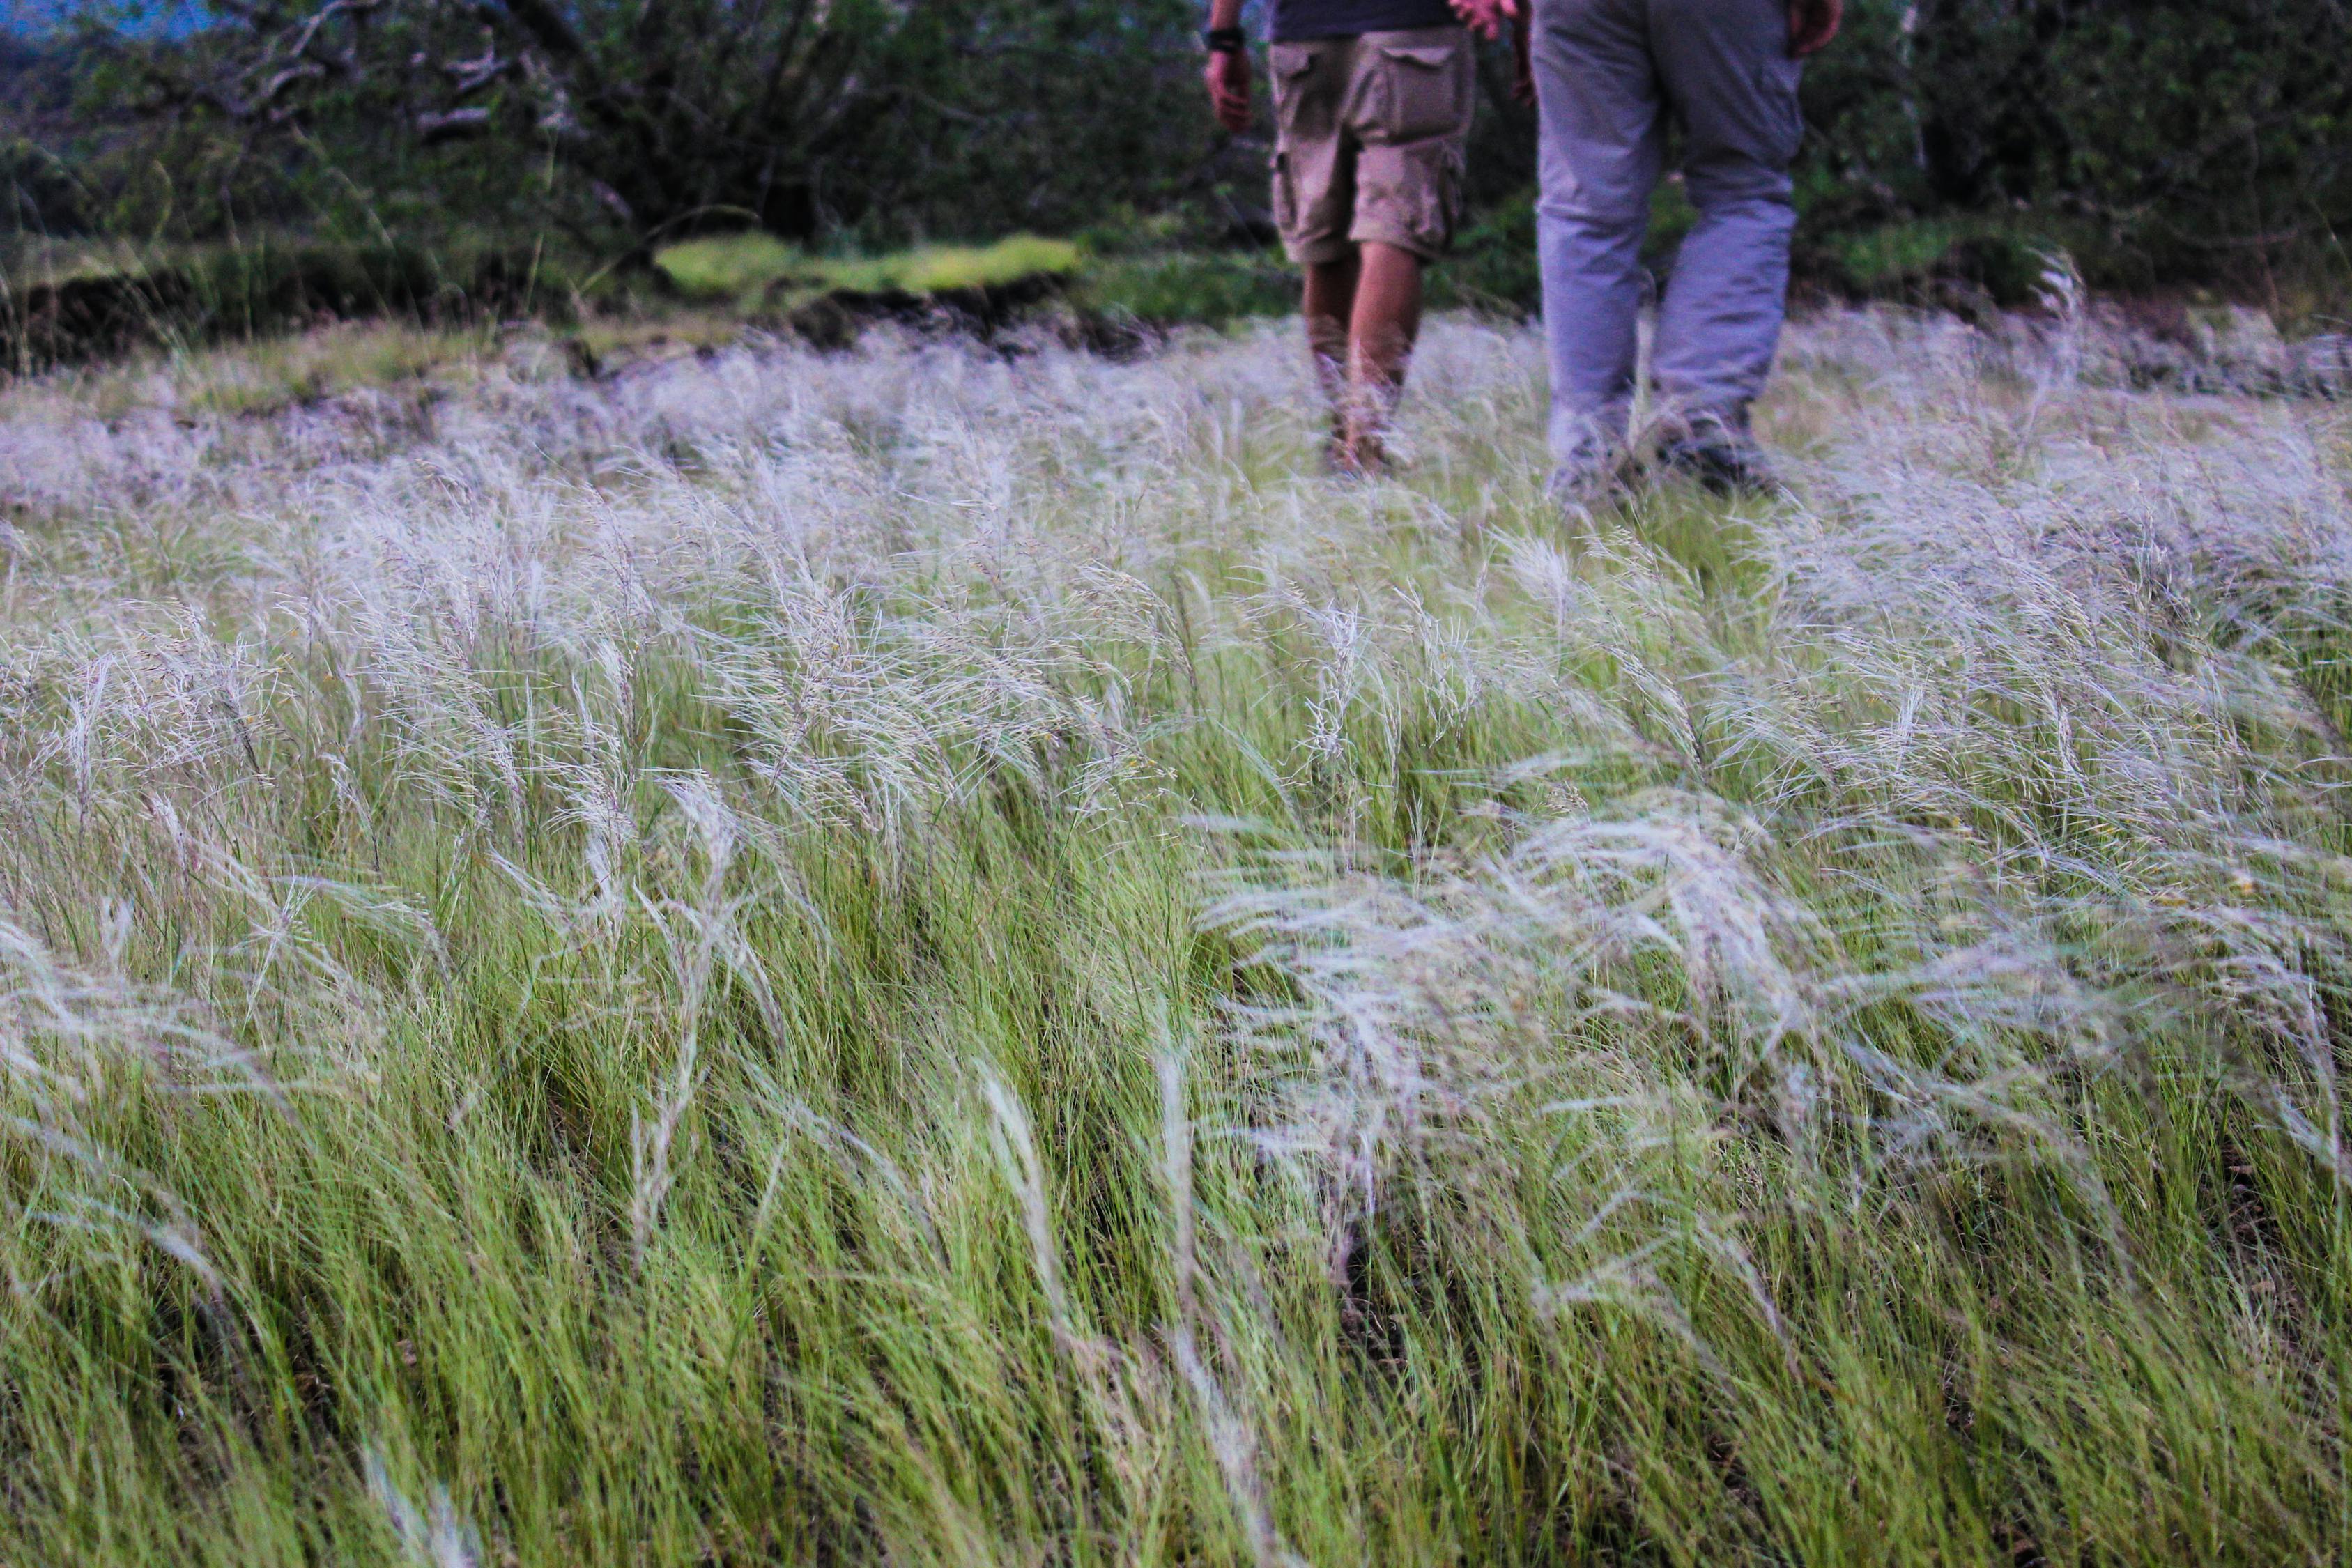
[1788,0,1841,56]
[1448,0,1519,44]
[1206,47,1252,132]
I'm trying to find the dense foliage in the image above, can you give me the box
[1800,0,2352,285]
[3,0,2349,292]
[17,0,1220,247]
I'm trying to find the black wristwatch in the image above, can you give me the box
[1203,25,1247,52]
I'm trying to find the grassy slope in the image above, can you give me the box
[0,314,2349,1565]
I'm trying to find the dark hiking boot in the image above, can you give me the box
[1548,448,1643,518]
[1657,413,1787,500]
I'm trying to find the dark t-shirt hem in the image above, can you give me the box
[1268,23,1468,40]
[1266,1,1463,44]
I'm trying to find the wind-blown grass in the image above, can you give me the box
[0,306,2347,1565]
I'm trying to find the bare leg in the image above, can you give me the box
[1342,240,1425,471]
[1303,254,1361,462]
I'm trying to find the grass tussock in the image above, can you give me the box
[1,305,2349,1565]
[654,233,1084,310]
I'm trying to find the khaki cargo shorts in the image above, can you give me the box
[1268,26,1475,266]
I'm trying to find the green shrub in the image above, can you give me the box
[1798,0,2352,291]
[1073,249,1298,326]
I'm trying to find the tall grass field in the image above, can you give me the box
[1,308,2348,1565]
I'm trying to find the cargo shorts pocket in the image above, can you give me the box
[1417,139,1468,253]
[1355,137,1466,259]
[1374,40,1470,144]
[1270,150,1298,235]
[1269,44,1323,135]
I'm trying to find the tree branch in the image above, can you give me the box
[415,105,495,141]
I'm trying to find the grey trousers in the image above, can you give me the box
[1531,0,1804,466]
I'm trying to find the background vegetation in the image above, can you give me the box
[2,0,2348,336]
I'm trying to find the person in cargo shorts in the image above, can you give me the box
[1203,0,1491,475]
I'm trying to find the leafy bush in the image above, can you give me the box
[1075,249,1298,327]
[1799,0,2352,289]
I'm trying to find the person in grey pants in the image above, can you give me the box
[1456,0,1842,497]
